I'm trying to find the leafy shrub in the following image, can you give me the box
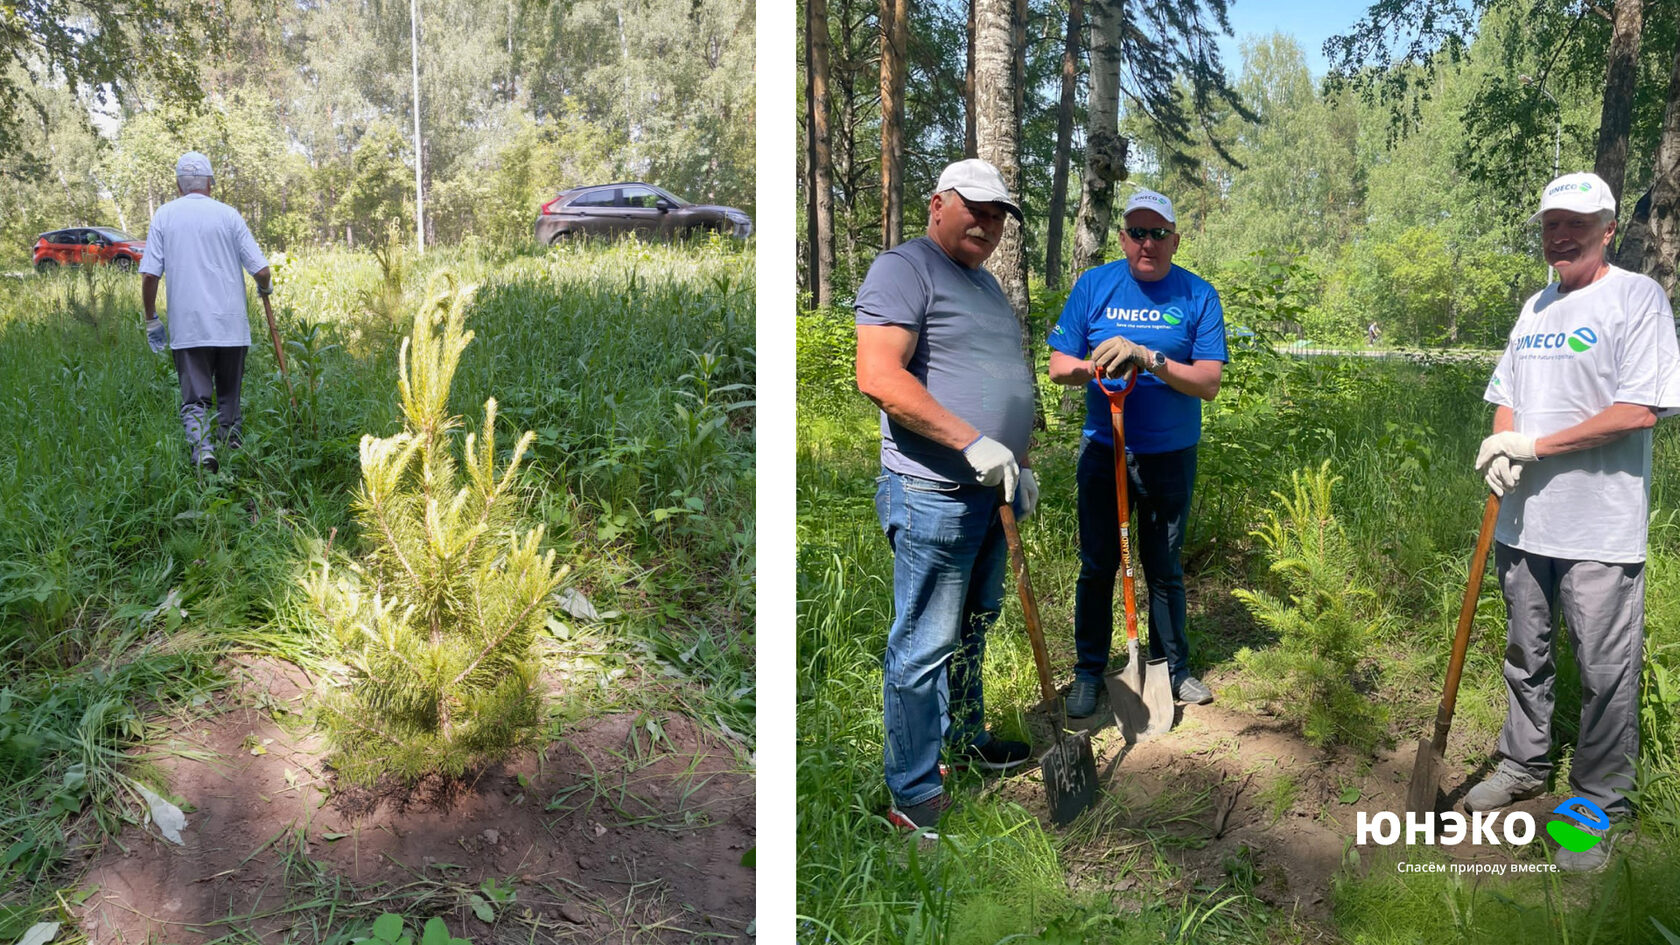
[1230,461,1388,750]
[304,275,567,783]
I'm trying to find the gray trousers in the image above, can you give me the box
[1495,543,1644,817]
[172,346,247,463]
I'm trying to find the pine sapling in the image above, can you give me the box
[305,275,566,784]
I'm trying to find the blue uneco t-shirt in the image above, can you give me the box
[854,236,1037,484]
[1048,261,1228,453]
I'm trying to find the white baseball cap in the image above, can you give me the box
[1122,189,1176,224]
[1528,171,1615,223]
[933,158,1023,222]
[176,151,214,177]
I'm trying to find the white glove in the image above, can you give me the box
[1475,431,1539,472]
[145,317,168,354]
[1484,454,1523,496]
[1091,336,1150,374]
[1017,468,1039,519]
[963,435,1020,501]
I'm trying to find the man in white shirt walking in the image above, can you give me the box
[1469,171,1680,871]
[140,151,273,473]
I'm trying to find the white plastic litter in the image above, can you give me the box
[133,781,187,844]
[556,587,599,620]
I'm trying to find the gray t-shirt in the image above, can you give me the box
[855,236,1036,484]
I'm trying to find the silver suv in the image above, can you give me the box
[533,182,752,244]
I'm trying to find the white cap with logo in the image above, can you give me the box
[933,158,1023,222]
[1122,189,1176,224]
[175,151,214,178]
[1528,171,1615,223]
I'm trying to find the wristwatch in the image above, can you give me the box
[1147,350,1166,372]
[258,286,273,297]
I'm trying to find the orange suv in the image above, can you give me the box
[34,227,147,272]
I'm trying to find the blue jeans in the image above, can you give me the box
[875,468,1008,808]
[1074,439,1196,687]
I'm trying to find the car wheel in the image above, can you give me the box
[112,255,134,272]
[35,259,57,273]
[548,231,571,246]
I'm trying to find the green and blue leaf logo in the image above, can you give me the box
[1546,796,1609,851]
[1161,306,1184,326]
[1567,326,1598,352]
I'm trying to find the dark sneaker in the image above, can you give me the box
[887,792,955,839]
[1066,677,1101,719]
[1174,675,1214,705]
[1554,823,1614,873]
[197,454,219,474]
[1464,763,1544,812]
[953,737,1032,773]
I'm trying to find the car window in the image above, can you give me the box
[650,186,690,207]
[570,189,616,208]
[96,228,135,242]
[620,186,659,209]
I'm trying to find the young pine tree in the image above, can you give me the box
[306,275,566,784]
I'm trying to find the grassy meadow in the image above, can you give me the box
[0,240,754,938]
[795,305,1680,944]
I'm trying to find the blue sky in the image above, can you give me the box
[1216,0,1373,80]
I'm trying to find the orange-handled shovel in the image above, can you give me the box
[1097,364,1174,742]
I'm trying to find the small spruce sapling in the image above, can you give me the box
[306,275,566,783]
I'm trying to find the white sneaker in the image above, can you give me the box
[1464,763,1544,812]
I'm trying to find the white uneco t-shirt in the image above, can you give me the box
[138,193,268,348]
[1485,266,1680,563]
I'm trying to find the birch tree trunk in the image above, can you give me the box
[1072,0,1125,274]
[974,0,1027,323]
[1593,0,1642,203]
[879,0,908,250]
[1045,0,1084,290]
[1629,43,1680,296]
[808,0,836,307]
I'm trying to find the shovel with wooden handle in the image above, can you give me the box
[998,498,1098,826]
[1097,364,1174,742]
[1406,492,1501,814]
[260,292,297,413]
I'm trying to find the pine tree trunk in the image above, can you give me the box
[1072,0,1124,274]
[808,0,836,307]
[974,0,1027,323]
[965,0,977,158]
[1045,0,1084,290]
[1594,0,1642,203]
[879,0,908,250]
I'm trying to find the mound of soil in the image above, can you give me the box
[74,658,755,944]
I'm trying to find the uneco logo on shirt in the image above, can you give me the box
[1512,325,1598,354]
[1104,305,1183,326]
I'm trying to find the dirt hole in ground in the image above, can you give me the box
[73,657,755,944]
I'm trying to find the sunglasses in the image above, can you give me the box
[1125,226,1175,242]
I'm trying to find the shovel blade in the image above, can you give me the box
[1041,731,1098,826]
[1107,662,1152,744]
[1142,658,1175,738]
[1406,738,1444,814]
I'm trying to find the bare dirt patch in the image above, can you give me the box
[74,657,754,944]
[991,679,1555,929]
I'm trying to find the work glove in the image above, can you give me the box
[1016,468,1040,519]
[1475,431,1539,472]
[1091,336,1151,375]
[145,316,168,354]
[1484,454,1523,497]
[963,435,1020,501]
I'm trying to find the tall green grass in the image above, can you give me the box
[795,305,1680,943]
[0,241,754,936]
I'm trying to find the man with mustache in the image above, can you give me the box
[1047,189,1227,720]
[1466,172,1680,872]
[855,158,1037,837]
